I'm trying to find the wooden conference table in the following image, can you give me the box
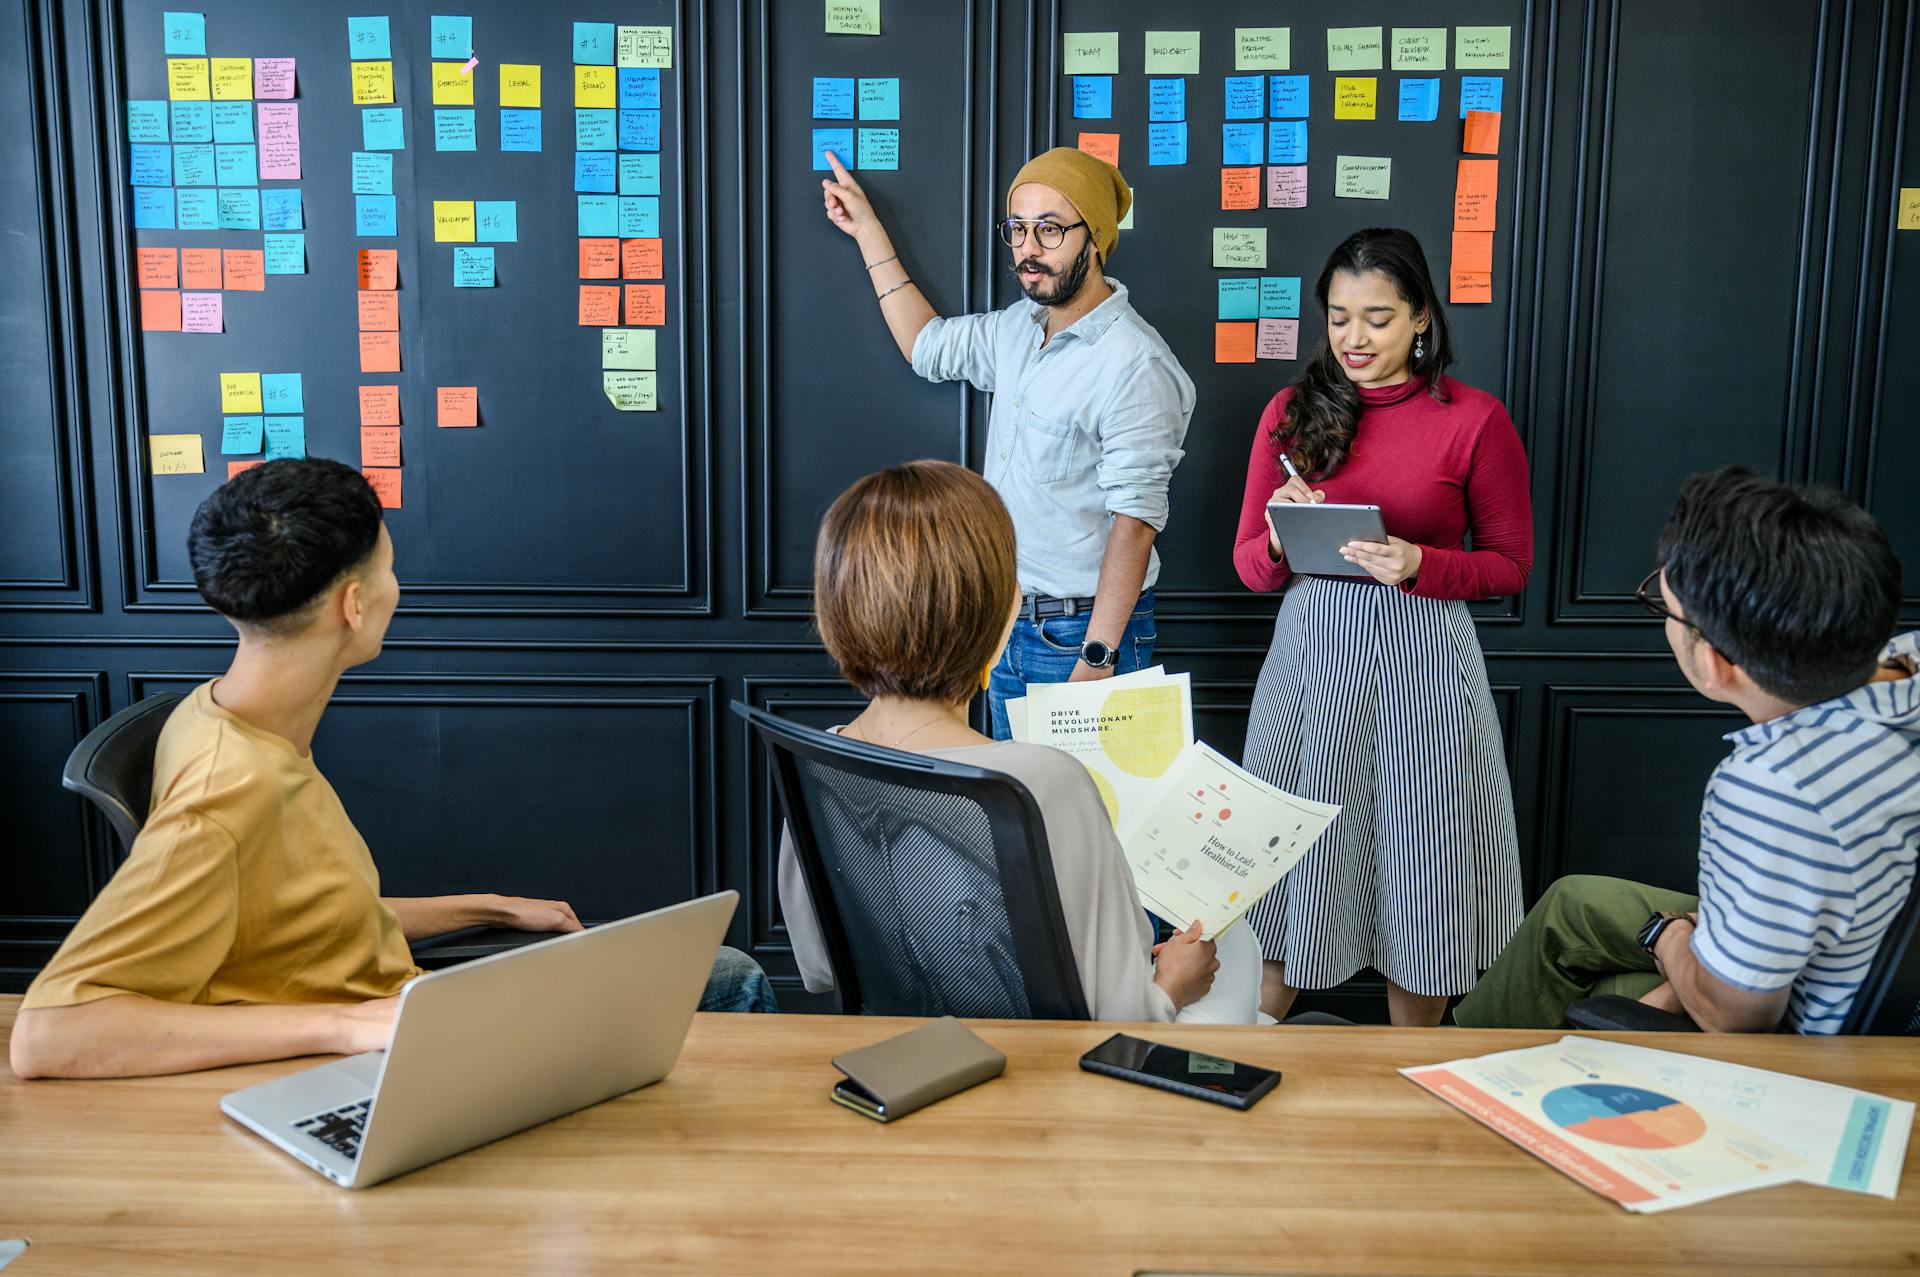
[1,998,1915,1276]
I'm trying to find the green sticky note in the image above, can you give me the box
[1326,26,1383,71]
[1234,27,1289,70]
[1456,26,1512,70]
[824,0,880,36]
[1118,201,1134,231]
[604,370,658,411]
[1334,155,1392,200]
[1143,31,1200,75]
[1212,227,1267,269]
[1392,27,1446,71]
[1062,32,1117,75]
[602,328,658,370]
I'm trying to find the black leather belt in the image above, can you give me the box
[1021,593,1097,621]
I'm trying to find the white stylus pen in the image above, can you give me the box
[1279,452,1303,482]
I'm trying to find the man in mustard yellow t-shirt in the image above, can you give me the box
[11,460,774,1079]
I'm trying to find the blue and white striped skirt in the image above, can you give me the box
[1240,576,1523,996]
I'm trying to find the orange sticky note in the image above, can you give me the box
[136,247,178,290]
[624,283,665,326]
[579,238,620,279]
[362,466,402,509]
[1220,167,1260,210]
[357,290,400,331]
[1215,321,1256,364]
[181,247,222,290]
[1463,110,1501,156]
[1452,230,1494,273]
[578,284,619,326]
[360,426,401,467]
[1076,132,1119,166]
[436,386,478,427]
[358,248,397,290]
[223,249,265,291]
[227,459,264,479]
[621,238,663,280]
[358,384,401,426]
[139,290,182,331]
[1450,269,1492,304]
[1454,159,1498,231]
[359,330,401,373]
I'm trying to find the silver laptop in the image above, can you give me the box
[221,890,738,1189]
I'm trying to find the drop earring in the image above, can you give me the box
[1413,332,1425,361]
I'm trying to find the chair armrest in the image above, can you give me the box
[1565,994,1701,1033]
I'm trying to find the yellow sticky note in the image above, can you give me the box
[210,57,252,100]
[575,65,616,108]
[219,372,262,414]
[150,435,205,476]
[167,57,209,100]
[617,26,673,68]
[1899,188,1920,231]
[433,200,477,243]
[352,60,395,105]
[499,63,541,108]
[433,62,475,106]
[1334,76,1377,120]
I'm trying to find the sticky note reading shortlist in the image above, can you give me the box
[220,372,263,414]
[1143,31,1200,75]
[824,0,880,36]
[1326,27,1383,71]
[603,371,658,411]
[1062,33,1118,75]
[1393,27,1446,70]
[1334,77,1376,120]
[1234,28,1289,71]
[437,386,478,427]
[1212,227,1267,269]
[1334,155,1392,200]
[602,328,657,369]
[434,63,476,106]
[151,434,204,475]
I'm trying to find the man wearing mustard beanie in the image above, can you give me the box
[821,146,1194,739]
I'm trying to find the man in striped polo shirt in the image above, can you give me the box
[1456,467,1917,1033]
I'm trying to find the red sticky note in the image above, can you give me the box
[1076,132,1119,167]
[624,283,665,326]
[621,238,663,280]
[362,466,402,509]
[223,249,265,292]
[358,384,401,426]
[436,386,478,427]
[1220,167,1260,211]
[578,284,619,326]
[1451,230,1494,273]
[359,330,401,373]
[357,290,400,331]
[1214,321,1256,364]
[360,425,401,467]
[1450,269,1492,304]
[579,238,619,279]
[136,247,178,290]
[139,289,182,331]
[180,247,222,290]
[227,459,264,479]
[1454,159,1498,231]
[358,248,398,290]
[1463,110,1501,156]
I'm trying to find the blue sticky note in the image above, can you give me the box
[858,77,900,121]
[1147,122,1186,166]
[1218,278,1259,321]
[619,153,660,195]
[619,67,659,110]
[221,415,263,454]
[1398,78,1441,122]
[1268,121,1307,165]
[1224,76,1264,121]
[1270,75,1310,119]
[812,77,854,119]
[618,195,660,237]
[577,194,617,236]
[1221,123,1263,166]
[261,188,303,229]
[812,127,855,171]
[573,21,614,64]
[130,145,172,187]
[217,188,259,229]
[430,15,472,58]
[163,11,205,55]
[619,109,660,151]
[857,127,898,171]
[214,143,256,185]
[132,187,175,228]
[575,108,615,150]
[362,107,405,150]
[1148,78,1184,122]
[434,109,477,151]
[355,193,398,236]
[263,416,304,460]
[173,143,214,185]
[475,199,517,242]
[212,101,253,142]
[575,151,616,193]
[351,150,392,194]
[261,372,304,412]
[1461,76,1503,118]
[127,101,169,143]
[170,101,211,142]
[174,188,216,229]
[453,246,494,287]
[500,108,541,151]
[347,16,391,58]
[1071,76,1111,120]
[1259,277,1301,318]
[263,234,304,275]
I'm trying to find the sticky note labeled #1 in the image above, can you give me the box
[1334,155,1391,200]
[604,370,658,411]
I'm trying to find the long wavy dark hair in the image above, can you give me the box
[1272,228,1454,478]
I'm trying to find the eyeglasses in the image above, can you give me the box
[997,218,1087,250]
[1634,568,1704,635]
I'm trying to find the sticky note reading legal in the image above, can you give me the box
[1212,228,1267,269]
[603,370,658,411]
[437,386,478,427]
[1234,28,1289,70]
[433,200,477,242]
[359,384,401,426]
[1392,27,1446,70]
[220,372,263,414]
[602,328,657,370]
[500,64,541,107]
[1062,33,1118,75]
[1334,155,1391,200]
[1333,77,1376,120]
[1456,26,1512,69]
[1326,27,1383,71]
[1143,31,1200,75]
[358,248,397,290]
[825,0,880,36]
[151,434,204,475]
[1455,158,1498,230]
[1215,322,1256,364]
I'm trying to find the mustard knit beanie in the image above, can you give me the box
[1007,147,1131,263]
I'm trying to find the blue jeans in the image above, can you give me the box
[987,591,1157,740]
[698,946,778,1013]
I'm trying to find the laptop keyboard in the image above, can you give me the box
[294,1097,371,1161]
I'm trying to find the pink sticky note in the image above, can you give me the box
[257,103,301,179]
[1257,318,1299,360]
[1267,165,1308,209]
[181,291,223,334]
[462,56,478,74]
[254,57,296,99]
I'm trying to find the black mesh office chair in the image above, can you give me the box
[735,701,1090,1019]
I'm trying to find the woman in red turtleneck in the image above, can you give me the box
[1232,227,1532,1027]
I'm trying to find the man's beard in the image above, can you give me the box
[1015,240,1094,306]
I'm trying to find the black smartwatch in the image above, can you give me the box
[1079,639,1117,669]
[1637,910,1691,955]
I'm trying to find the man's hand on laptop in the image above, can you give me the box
[487,895,584,933]
[335,996,402,1055]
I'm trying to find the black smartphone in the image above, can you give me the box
[1078,1033,1282,1110]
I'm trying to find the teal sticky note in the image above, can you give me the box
[430,15,473,58]
[1398,78,1440,122]
[261,372,303,412]
[575,151,616,192]
[214,143,256,185]
[263,234,305,275]
[434,109,477,151]
[1224,76,1263,121]
[1221,123,1262,166]
[575,108,615,150]
[618,109,659,151]
[362,107,404,150]
[452,245,494,287]
[577,195,616,236]
[475,199,517,241]
[1147,121,1186,166]
[221,415,263,454]
[812,77,854,119]
[170,101,211,142]
[130,145,172,187]
[619,68,660,110]
[163,11,205,55]
[500,109,541,151]
[618,195,659,237]
[1218,278,1259,321]
[212,101,253,142]
[355,193,397,235]
[1070,76,1109,120]
[1259,276,1301,318]
[174,188,216,228]
[351,151,392,194]
[1460,77,1503,118]
[173,143,214,185]
[217,188,259,229]
[1148,79,1184,122]
[261,188,302,229]
[619,153,660,194]
[857,128,898,170]
[573,21,614,64]
[133,188,175,228]
[347,16,391,58]
[812,127,854,170]
[263,415,305,460]
[127,100,169,143]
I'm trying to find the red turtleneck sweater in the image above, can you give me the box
[1232,375,1533,601]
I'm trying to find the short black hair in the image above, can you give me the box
[188,459,384,632]
[1658,466,1901,706]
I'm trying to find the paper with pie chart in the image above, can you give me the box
[1018,668,1194,834]
[1403,1040,1808,1213]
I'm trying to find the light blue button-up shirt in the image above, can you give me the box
[910,279,1195,600]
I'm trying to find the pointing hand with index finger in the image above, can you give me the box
[821,150,878,240]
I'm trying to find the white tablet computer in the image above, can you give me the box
[1264,503,1389,577]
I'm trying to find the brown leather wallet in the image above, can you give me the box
[830,1017,1007,1122]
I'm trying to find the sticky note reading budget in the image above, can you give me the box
[1062,33,1118,75]
[1143,31,1200,75]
